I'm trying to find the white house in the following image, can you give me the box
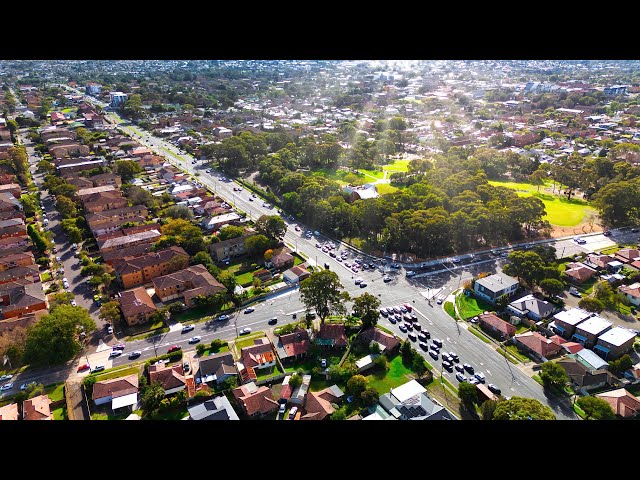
[473,272,519,304]
[92,374,139,411]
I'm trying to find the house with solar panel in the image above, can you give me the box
[370,379,457,421]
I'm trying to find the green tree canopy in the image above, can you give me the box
[352,292,381,329]
[492,396,556,420]
[540,361,569,389]
[346,374,368,397]
[458,381,479,407]
[576,396,616,420]
[299,269,350,324]
[255,214,286,240]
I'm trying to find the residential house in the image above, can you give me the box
[270,250,294,270]
[98,229,161,254]
[0,184,22,199]
[563,262,598,284]
[594,327,636,360]
[275,328,310,362]
[210,233,256,261]
[0,282,47,319]
[377,379,457,421]
[86,204,148,231]
[0,236,30,250]
[615,248,640,264]
[0,210,25,223]
[152,264,227,307]
[575,349,611,371]
[0,265,40,286]
[92,374,139,412]
[513,331,563,362]
[619,283,640,307]
[316,323,348,348]
[0,192,22,212]
[586,253,617,271]
[282,265,310,284]
[232,381,279,417]
[198,351,237,384]
[66,176,94,189]
[114,246,189,289]
[478,312,516,340]
[57,158,106,176]
[22,394,52,420]
[0,174,17,185]
[359,327,401,354]
[136,154,164,169]
[596,388,640,418]
[473,272,519,304]
[102,243,153,266]
[187,396,239,421]
[506,294,557,322]
[290,374,311,405]
[237,338,276,383]
[0,403,18,420]
[149,363,186,396]
[201,213,241,231]
[301,385,344,420]
[0,218,26,240]
[0,252,34,272]
[130,147,153,158]
[557,357,616,392]
[77,185,117,200]
[82,190,128,213]
[550,308,593,339]
[49,143,90,159]
[572,315,613,348]
[117,286,158,326]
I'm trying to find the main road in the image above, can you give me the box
[67,90,577,419]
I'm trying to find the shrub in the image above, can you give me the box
[144,351,183,371]
[210,338,228,350]
[196,344,207,356]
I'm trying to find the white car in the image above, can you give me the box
[55,256,61,262]
[0,383,14,391]
[71,300,77,306]
[189,336,201,344]
[108,350,122,358]
[239,327,252,335]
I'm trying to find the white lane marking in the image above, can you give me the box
[486,370,492,376]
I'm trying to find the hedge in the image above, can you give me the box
[144,351,183,371]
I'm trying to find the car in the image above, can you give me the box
[52,247,57,253]
[167,345,182,353]
[379,308,388,317]
[470,316,479,324]
[403,313,412,322]
[289,406,298,419]
[279,403,286,415]
[361,263,368,270]
[394,313,403,322]
[205,169,211,173]
[239,327,252,335]
[573,237,587,244]
[487,384,502,395]
[112,343,125,350]
[294,225,300,232]
[631,228,638,233]
[441,353,451,363]
[398,324,407,333]
[419,341,429,351]
[392,306,401,314]
[388,316,397,324]
[72,243,77,250]
[91,365,105,373]
[20,381,37,391]
[469,377,480,385]
[429,350,439,360]
[320,358,327,368]
[217,314,230,322]
[336,256,343,262]
[108,350,122,358]
[417,332,428,342]
[70,299,77,306]
[413,323,422,331]
[404,322,413,331]
[390,263,401,269]
[189,336,201,344]
[455,373,466,382]
[422,330,431,339]
[359,281,367,288]
[463,363,474,374]
[436,298,443,305]
[180,325,196,333]
[430,343,439,352]
[344,261,351,268]
[268,317,278,325]
[383,275,392,283]
[252,193,257,198]
[407,332,417,341]
[400,306,408,313]
[474,372,486,383]
[404,304,413,312]
[449,352,459,362]
[442,361,453,371]
[107,326,113,335]
[410,313,418,321]
[1,383,14,391]
[244,307,255,314]
[62,278,68,284]
[451,258,461,263]
[455,364,465,373]
[128,351,142,359]
[55,256,61,262]
[77,363,90,372]
[432,338,443,348]
[603,230,611,236]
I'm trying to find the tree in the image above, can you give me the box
[492,397,556,420]
[360,386,379,407]
[5,119,18,141]
[539,278,564,297]
[99,301,122,325]
[264,249,274,261]
[165,205,193,220]
[480,399,498,420]
[20,194,39,217]
[299,270,350,324]
[27,224,49,253]
[352,292,381,328]
[288,373,302,390]
[576,396,616,420]
[56,195,78,219]
[244,234,271,257]
[609,354,633,374]
[48,292,75,311]
[125,185,158,209]
[331,408,347,420]
[81,263,105,277]
[255,214,286,240]
[578,297,605,313]
[116,160,142,183]
[412,354,428,377]
[217,225,245,241]
[458,382,478,407]
[373,354,389,371]
[65,226,83,244]
[141,381,165,416]
[346,374,368,397]
[540,361,569,389]
[23,305,96,366]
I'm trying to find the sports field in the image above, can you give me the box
[488,180,597,227]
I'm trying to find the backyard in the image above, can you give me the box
[455,293,493,319]
[488,180,597,227]
[365,354,415,394]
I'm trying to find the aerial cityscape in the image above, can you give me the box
[2,59,640,421]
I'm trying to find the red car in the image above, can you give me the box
[167,345,182,354]
[77,363,90,372]
[404,304,413,312]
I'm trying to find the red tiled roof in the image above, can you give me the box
[514,331,563,358]
[596,388,640,417]
[479,313,516,336]
[280,329,310,357]
[318,323,348,346]
[149,363,186,391]
[232,385,278,416]
[360,327,400,351]
[92,374,139,401]
[562,342,584,354]
[280,384,292,400]
[22,394,52,420]
[302,387,341,420]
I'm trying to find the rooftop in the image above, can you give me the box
[576,315,613,336]
[553,308,593,326]
[597,326,636,347]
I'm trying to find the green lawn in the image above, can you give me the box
[148,407,190,420]
[455,293,492,319]
[40,272,52,282]
[45,383,65,402]
[200,344,230,357]
[235,270,256,286]
[468,326,492,343]
[92,366,141,382]
[444,301,457,319]
[309,168,355,186]
[233,332,266,355]
[382,159,411,172]
[504,344,531,363]
[573,402,587,419]
[488,180,596,227]
[52,406,67,420]
[376,183,400,195]
[293,254,304,266]
[365,355,414,394]
[357,168,385,180]
[255,364,283,381]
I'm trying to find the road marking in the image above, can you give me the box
[486,369,491,376]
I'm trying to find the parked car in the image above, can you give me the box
[474,372,486,383]
[239,327,252,335]
[388,316,397,324]
[398,324,407,333]
[268,318,278,325]
[463,363,474,373]
[442,361,453,371]
[217,314,230,321]
[429,350,439,360]
[289,406,298,419]
[469,377,480,385]
[455,373,466,382]
[279,403,286,415]
[70,299,77,306]
[407,332,417,342]
[108,350,122,358]
[91,365,105,373]
[0,374,12,382]
[112,343,125,350]
[167,345,182,353]
[77,363,90,372]
[359,281,367,288]
[432,338,443,348]
[455,364,465,373]
[383,275,392,283]
[107,326,113,335]
[379,308,388,317]
[419,341,429,350]
[320,358,327,368]
[569,286,582,297]
[1,383,14,391]
[488,384,501,395]
[449,352,459,362]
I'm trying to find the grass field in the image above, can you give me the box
[376,183,400,195]
[44,383,65,402]
[92,366,141,382]
[366,355,414,394]
[382,159,411,172]
[444,301,457,319]
[488,180,596,227]
[455,293,492,319]
[357,168,385,180]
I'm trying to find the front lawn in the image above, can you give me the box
[455,293,493,319]
[200,344,230,357]
[233,332,266,356]
[504,344,531,363]
[365,355,414,394]
[91,366,141,382]
[52,406,67,420]
[151,407,190,420]
[40,271,52,282]
[235,270,256,286]
[376,183,400,195]
[444,301,457,319]
[45,383,65,402]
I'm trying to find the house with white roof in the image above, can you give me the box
[473,272,519,304]
[572,315,613,349]
[550,308,593,339]
[374,379,457,421]
[594,327,636,360]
